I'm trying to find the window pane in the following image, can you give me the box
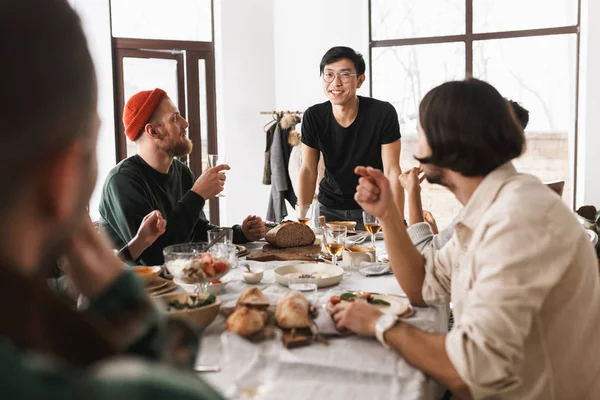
[371,0,464,40]
[111,0,212,41]
[198,60,209,164]
[372,43,465,227]
[473,34,577,206]
[122,57,179,157]
[473,0,577,33]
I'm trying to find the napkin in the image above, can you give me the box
[358,261,392,277]
[313,308,343,336]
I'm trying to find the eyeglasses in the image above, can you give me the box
[322,71,360,83]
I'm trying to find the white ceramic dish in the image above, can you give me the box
[174,277,228,294]
[274,263,344,288]
[242,268,264,284]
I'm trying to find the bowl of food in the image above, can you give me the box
[163,243,236,292]
[327,221,357,231]
[133,266,161,284]
[274,263,344,288]
[156,292,221,329]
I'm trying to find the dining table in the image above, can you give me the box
[192,239,449,400]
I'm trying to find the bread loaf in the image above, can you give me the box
[226,307,267,336]
[236,287,269,308]
[265,221,315,248]
[275,291,311,329]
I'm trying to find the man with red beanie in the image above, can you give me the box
[99,89,265,266]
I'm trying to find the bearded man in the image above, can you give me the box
[99,89,265,265]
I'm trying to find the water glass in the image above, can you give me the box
[221,328,283,399]
[288,274,318,300]
[208,227,233,245]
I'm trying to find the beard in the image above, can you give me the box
[423,165,448,188]
[157,132,193,158]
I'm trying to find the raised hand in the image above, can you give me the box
[423,210,439,234]
[354,166,394,219]
[241,215,265,241]
[192,164,230,200]
[331,299,382,337]
[398,167,425,195]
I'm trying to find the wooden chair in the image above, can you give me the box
[545,180,565,197]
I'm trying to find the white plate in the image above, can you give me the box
[274,263,344,288]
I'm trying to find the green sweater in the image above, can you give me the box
[1,267,224,400]
[99,155,246,266]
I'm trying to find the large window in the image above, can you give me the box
[370,0,580,228]
[110,0,219,223]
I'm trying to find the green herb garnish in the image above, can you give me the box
[340,292,390,306]
[369,298,391,306]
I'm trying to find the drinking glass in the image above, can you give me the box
[208,227,233,245]
[221,328,283,399]
[207,154,229,197]
[163,242,236,295]
[362,211,381,248]
[295,203,313,226]
[323,225,347,266]
[288,274,318,301]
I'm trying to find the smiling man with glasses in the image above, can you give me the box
[298,46,404,229]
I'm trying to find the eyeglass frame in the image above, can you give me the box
[322,71,362,83]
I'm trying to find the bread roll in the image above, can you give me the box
[236,287,269,308]
[275,291,311,329]
[225,307,267,336]
[265,221,315,248]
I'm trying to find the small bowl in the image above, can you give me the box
[133,266,161,284]
[156,292,221,329]
[327,221,357,231]
[242,267,264,284]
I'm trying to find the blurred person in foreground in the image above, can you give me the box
[0,0,223,398]
[331,78,600,399]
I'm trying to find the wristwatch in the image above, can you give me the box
[375,314,398,349]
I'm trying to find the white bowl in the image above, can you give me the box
[242,268,264,284]
[174,277,228,294]
[274,263,344,288]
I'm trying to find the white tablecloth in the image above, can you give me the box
[194,242,448,400]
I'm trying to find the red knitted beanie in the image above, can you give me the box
[123,88,167,141]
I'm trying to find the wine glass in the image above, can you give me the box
[207,154,229,197]
[295,203,313,226]
[362,211,381,248]
[163,242,236,298]
[323,225,347,266]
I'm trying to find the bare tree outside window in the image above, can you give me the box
[370,0,580,228]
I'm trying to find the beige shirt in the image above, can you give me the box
[422,163,600,400]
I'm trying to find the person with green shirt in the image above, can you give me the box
[99,89,265,266]
[0,0,224,398]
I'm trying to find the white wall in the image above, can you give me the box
[71,0,116,221]
[273,0,370,111]
[576,0,600,208]
[215,0,276,226]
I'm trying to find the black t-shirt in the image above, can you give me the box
[301,96,401,210]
